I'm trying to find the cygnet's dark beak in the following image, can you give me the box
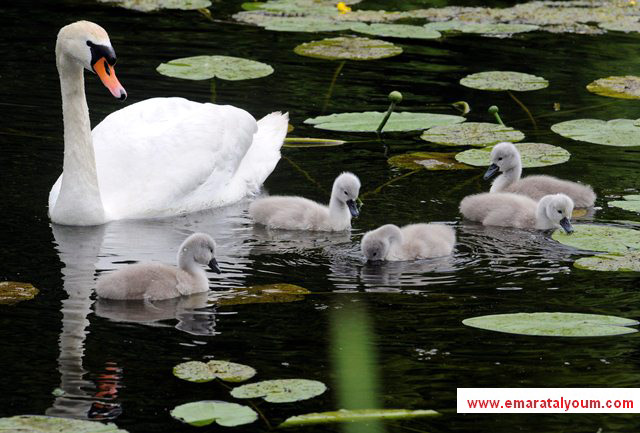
[483,163,500,180]
[346,199,359,218]
[208,257,221,274]
[559,217,574,234]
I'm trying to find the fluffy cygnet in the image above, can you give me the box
[485,142,596,208]
[95,233,221,300]
[249,172,361,231]
[361,223,456,262]
[459,192,574,232]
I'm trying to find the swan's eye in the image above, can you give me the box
[373,252,377,256]
[498,157,503,161]
[344,191,348,195]
[557,210,562,214]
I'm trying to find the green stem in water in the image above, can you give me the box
[210,78,216,103]
[507,90,537,129]
[322,60,346,113]
[488,105,504,126]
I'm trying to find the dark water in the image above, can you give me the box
[2,0,640,432]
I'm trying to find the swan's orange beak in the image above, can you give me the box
[93,58,127,101]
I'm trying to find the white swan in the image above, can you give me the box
[95,233,220,300]
[49,21,288,226]
[460,192,574,232]
[484,142,595,207]
[249,172,361,231]
[361,223,455,261]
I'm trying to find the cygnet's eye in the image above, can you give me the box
[498,157,503,161]
[557,210,562,214]
[373,252,377,256]
[344,191,348,195]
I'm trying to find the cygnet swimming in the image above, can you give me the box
[459,192,574,232]
[361,223,456,262]
[484,142,596,208]
[95,233,221,300]
[249,172,361,231]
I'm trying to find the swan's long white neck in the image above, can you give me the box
[490,160,522,193]
[329,196,351,231]
[535,196,556,230]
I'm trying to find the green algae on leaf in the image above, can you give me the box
[609,195,640,213]
[305,111,465,132]
[294,37,402,61]
[586,76,640,99]
[231,379,327,403]
[350,23,441,39]
[171,401,257,427]
[280,408,440,427]
[157,55,273,81]
[284,137,347,147]
[420,122,524,147]
[551,119,640,147]
[455,142,569,167]
[212,283,311,306]
[574,251,640,272]
[0,281,39,305]
[460,71,548,91]
[388,152,473,171]
[174,360,256,383]
[99,0,211,12]
[0,415,128,432]
[552,224,640,254]
[463,312,638,337]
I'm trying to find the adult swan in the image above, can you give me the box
[49,21,288,226]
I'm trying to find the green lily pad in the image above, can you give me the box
[350,23,441,39]
[609,195,640,213]
[157,55,274,81]
[174,360,256,383]
[455,142,570,167]
[0,415,128,432]
[237,13,353,32]
[294,37,402,61]
[230,379,327,403]
[0,281,39,305]
[551,118,640,147]
[388,152,473,171]
[552,224,640,253]
[98,0,211,12]
[599,20,640,33]
[305,111,465,132]
[170,401,257,427]
[463,312,638,337]
[461,23,539,34]
[420,122,524,147]
[586,76,640,100]
[460,71,548,91]
[574,251,640,272]
[284,137,347,148]
[213,283,311,306]
[280,408,440,427]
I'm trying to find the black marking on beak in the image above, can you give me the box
[559,217,574,234]
[208,257,221,274]
[483,163,500,180]
[87,40,117,70]
[346,199,359,218]
[118,90,127,101]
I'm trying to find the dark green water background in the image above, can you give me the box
[1,0,640,432]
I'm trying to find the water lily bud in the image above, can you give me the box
[488,105,499,114]
[388,91,403,103]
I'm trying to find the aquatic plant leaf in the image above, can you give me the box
[574,252,640,272]
[212,283,311,306]
[552,224,640,253]
[551,119,640,147]
[0,415,128,432]
[599,20,640,33]
[388,152,473,171]
[230,379,327,403]
[280,408,440,427]
[170,401,257,427]
[420,122,524,147]
[455,142,569,167]
[0,281,39,305]
[460,71,548,91]
[609,195,640,213]
[284,137,347,147]
[174,360,256,383]
[350,23,441,39]
[305,111,465,132]
[98,0,211,12]
[157,55,273,81]
[463,312,638,337]
[237,13,353,32]
[462,23,539,34]
[586,76,640,100]
[294,37,402,61]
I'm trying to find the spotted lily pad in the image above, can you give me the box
[305,112,465,132]
[238,14,353,32]
[212,283,311,306]
[284,137,347,148]
[230,379,327,403]
[0,281,39,305]
[420,122,524,147]
[174,360,256,383]
[388,152,473,171]
[350,23,441,39]
[455,142,570,167]
[157,55,274,81]
[609,195,640,213]
[280,408,440,427]
[463,312,638,337]
[0,415,128,432]
[552,224,640,253]
[574,251,640,272]
[460,71,548,91]
[294,37,402,61]
[171,401,257,427]
[587,76,640,100]
[551,119,640,147]
[98,0,211,11]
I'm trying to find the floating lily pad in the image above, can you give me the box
[305,111,465,132]
[460,71,548,91]
[455,142,570,167]
[350,23,441,39]
[587,76,640,100]
[98,0,211,12]
[212,283,311,306]
[0,281,39,305]
[174,360,256,383]
[294,37,402,61]
[552,224,640,253]
[0,415,128,432]
[609,195,640,213]
[599,20,640,33]
[461,23,539,35]
[420,122,524,147]
[157,55,274,81]
[574,252,640,272]
[230,379,327,403]
[284,137,347,148]
[551,118,640,147]
[280,408,440,427]
[237,13,353,32]
[171,401,257,427]
[388,152,473,171]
